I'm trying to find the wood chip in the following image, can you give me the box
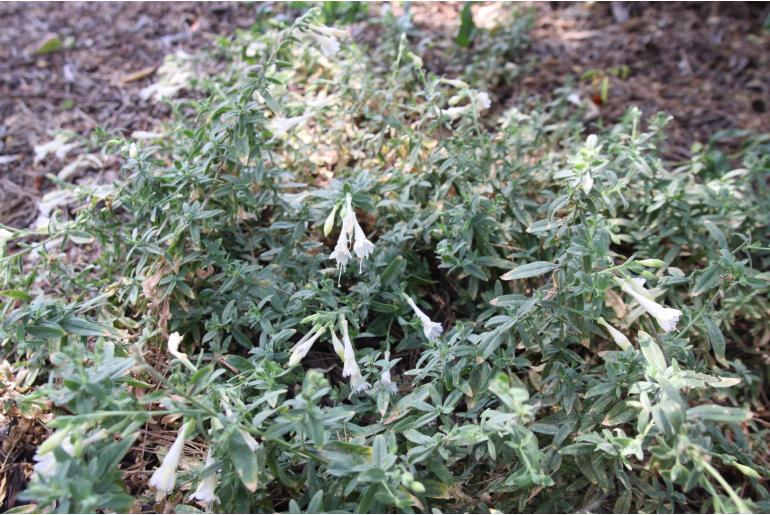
[122,66,157,83]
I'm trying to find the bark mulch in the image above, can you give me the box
[1,2,769,229]
[525,2,770,159]
[0,2,258,228]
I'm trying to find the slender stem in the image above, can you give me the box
[701,459,750,514]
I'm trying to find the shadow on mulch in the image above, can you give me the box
[403,1,769,159]
[524,2,770,159]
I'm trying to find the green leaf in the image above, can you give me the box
[703,220,728,249]
[686,405,751,423]
[357,483,380,512]
[403,429,434,446]
[444,424,488,446]
[69,231,95,244]
[229,430,259,492]
[455,3,475,48]
[703,317,727,364]
[638,330,666,373]
[0,289,32,301]
[59,316,113,337]
[691,265,720,296]
[307,490,324,513]
[35,34,63,55]
[380,255,404,286]
[500,261,557,281]
[27,321,66,339]
[602,401,637,426]
[4,505,40,514]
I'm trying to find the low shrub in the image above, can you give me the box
[2,7,769,514]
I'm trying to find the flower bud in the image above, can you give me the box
[637,259,666,268]
[408,52,423,68]
[0,228,14,251]
[410,481,426,493]
[440,78,469,89]
[324,204,338,237]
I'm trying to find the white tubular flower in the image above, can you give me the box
[168,332,197,372]
[270,114,310,138]
[597,318,632,352]
[405,295,443,341]
[341,194,356,238]
[33,451,58,477]
[190,448,218,505]
[311,32,340,58]
[288,326,326,367]
[329,195,355,273]
[350,370,371,394]
[440,105,470,119]
[339,319,359,377]
[352,220,374,270]
[0,228,13,253]
[33,438,75,477]
[618,278,682,333]
[379,351,398,395]
[340,319,370,394]
[309,25,348,58]
[443,90,490,119]
[474,91,491,111]
[329,229,352,270]
[149,422,192,501]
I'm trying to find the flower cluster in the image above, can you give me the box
[329,193,375,278]
[285,294,445,394]
[287,318,371,395]
[308,24,349,58]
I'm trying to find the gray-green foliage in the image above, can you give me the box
[2,7,769,514]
